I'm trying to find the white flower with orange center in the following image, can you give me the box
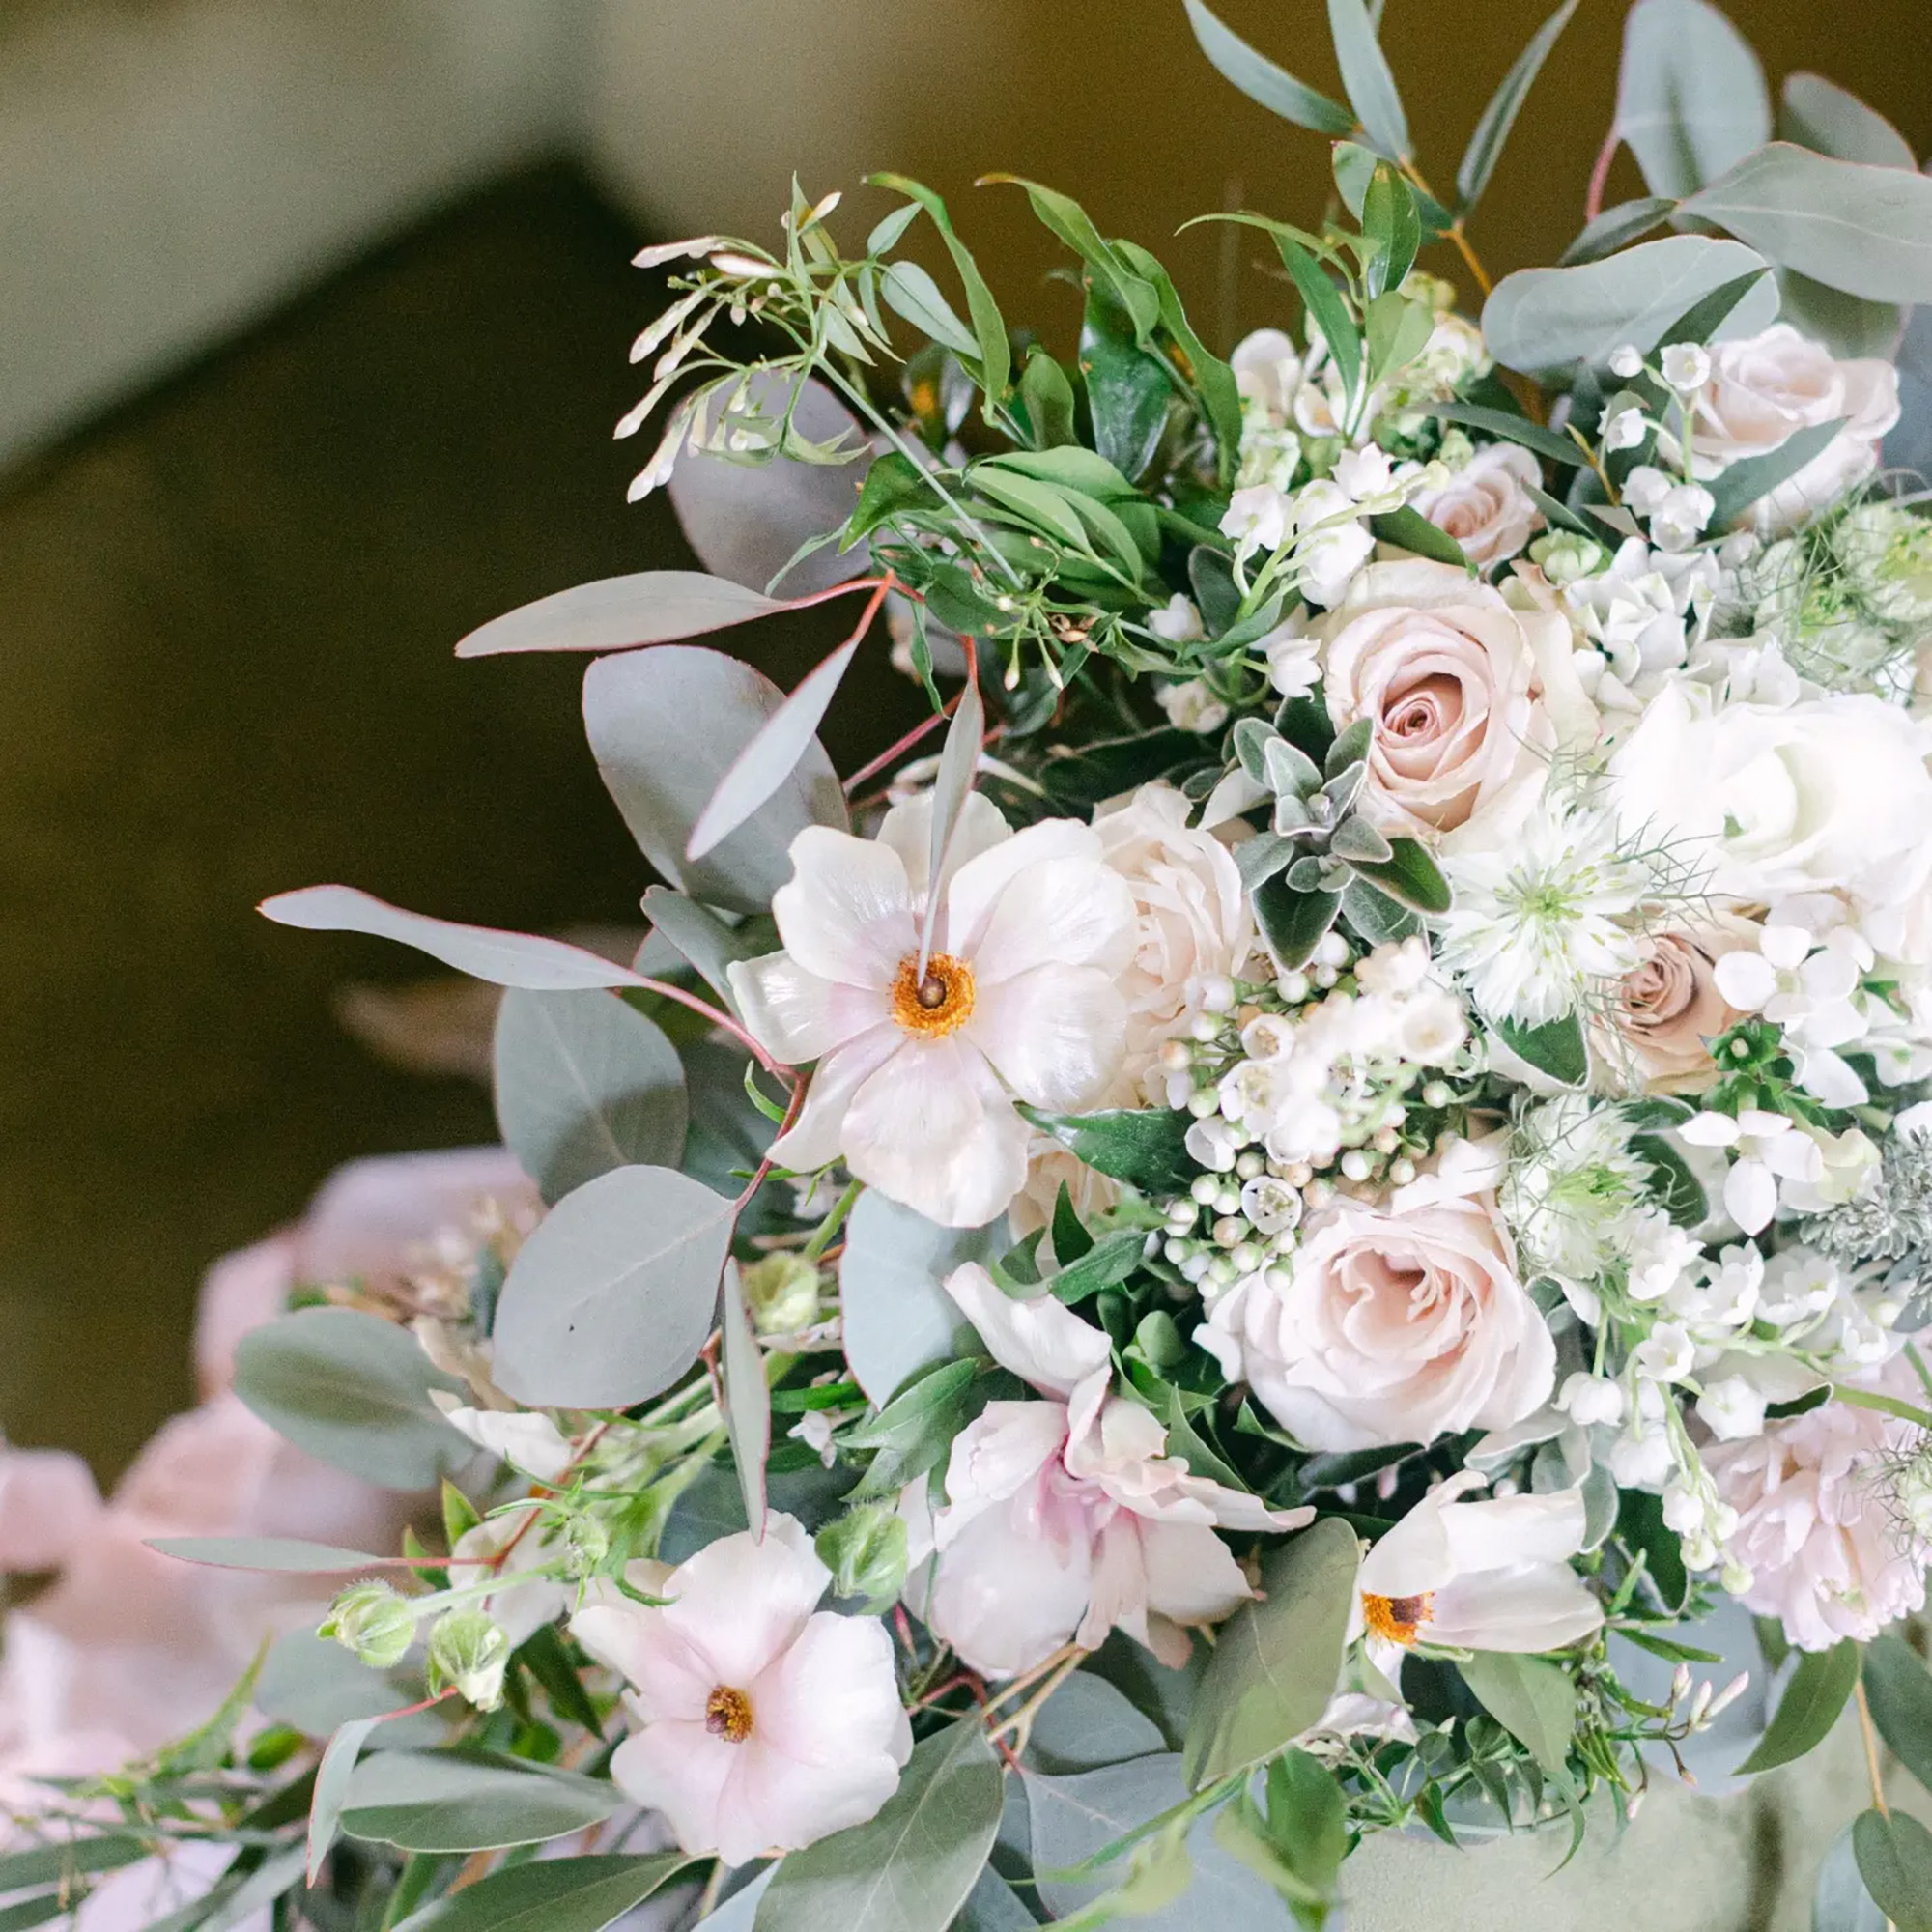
[728,793,1138,1228]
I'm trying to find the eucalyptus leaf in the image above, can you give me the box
[582,644,847,916]
[753,1719,1002,1932]
[1702,415,1849,530]
[309,1717,383,1883]
[640,888,762,1014]
[1778,72,1917,171]
[493,989,686,1205]
[1326,0,1408,160]
[259,888,648,992]
[490,1165,735,1408]
[1025,1672,1169,1776]
[256,1632,436,1739]
[1613,0,1770,200]
[1815,1823,1893,1932]
[1456,0,1580,213]
[340,1753,620,1853]
[1557,198,1676,267]
[391,1855,694,1932]
[1183,1519,1360,1788]
[456,572,795,659]
[1179,0,1354,136]
[1861,1633,1932,1795]
[720,1262,770,1539]
[233,1309,468,1490]
[148,1537,398,1574]
[1682,144,1932,304]
[838,1192,993,1406]
[1735,1638,1861,1775]
[1776,273,1902,362]
[1853,1809,1932,1932]
[1482,237,1776,374]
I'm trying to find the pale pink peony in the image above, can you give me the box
[570,1516,911,1863]
[1707,1355,1932,1651]
[903,1266,1308,1678]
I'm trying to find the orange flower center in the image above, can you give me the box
[705,1685,754,1743]
[1361,1591,1435,1647]
[890,952,976,1038]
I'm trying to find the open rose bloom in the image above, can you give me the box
[78,11,1932,1919]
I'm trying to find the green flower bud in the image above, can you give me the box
[559,1510,610,1578]
[739,1254,823,1335]
[814,1502,909,1610]
[427,1609,510,1711]
[320,1582,417,1670]
[1528,529,1605,587]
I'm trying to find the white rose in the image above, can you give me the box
[1607,679,1932,912]
[1691,324,1901,534]
[1094,782,1255,1083]
[1313,559,1584,843]
[1407,443,1544,566]
[1204,1143,1555,1451]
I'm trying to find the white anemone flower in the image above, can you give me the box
[729,794,1138,1228]
[1349,1471,1604,1674]
[1676,1109,1823,1236]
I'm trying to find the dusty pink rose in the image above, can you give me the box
[1408,444,1544,566]
[1602,923,1751,1093]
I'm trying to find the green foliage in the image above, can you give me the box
[1497,1012,1589,1088]
[1853,1810,1932,1932]
[1736,1640,1861,1775]
[1861,1634,1932,1794]
[390,1855,694,1932]
[1020,1105,1196,1195]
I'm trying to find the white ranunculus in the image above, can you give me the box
[1094,782,1255,1085]
[1203,1138,1555,1451]
[1606,680,1932,913]
[571,1515,911,1862]
[1313,559,1584,844]
[1406,443,1544,566]
[729,793,1138,1228]
[1690,324,1901,533]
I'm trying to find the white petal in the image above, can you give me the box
[918,1489,1093,1678]
[429,1398,573,1482]
[941,820,1107,960]
[1759,924,1811,971]
[769,1028,899,1172]
[944,1264,1111,1399]
[569,1603,712,1719]
[966,857,1139,984]
[769,827,916,987]
[1424,1563,1604,1651]
[1138,1519,1257,1629]
[1438,1490,1586,1573]
[660,1514,829,1688]
[966,965,1127,1110]
[609,1722,740,1859]
[938,1403,1070,1527]
[1712,951,1778,1010]
[874,791,1011,900]
[1796,1047,1867,1108]
[1724,1158,1777,1235]
[729,952,886,1063]
[1677,1111,1741,1148]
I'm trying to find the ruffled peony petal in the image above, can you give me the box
[965,965,1128,1111]
[769,826,916,988]
[943,1264,1111,1399]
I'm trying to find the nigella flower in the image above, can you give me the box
[1435,802,1646,1027]
[729,793,1138,1228]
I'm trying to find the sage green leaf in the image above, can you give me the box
[1043,1228,1149,1304]
[925,677,985,933]
[878,263,980,360]
[1019,348,1078,447]
[720,1262,769,1538]
[340,1753,620,1853]
[1482,237,1776,373]
[1682,144,1932,303]
[233,1309,468,1490]
[990,179,1159,341]
[1349,836,1451,915]
[1778,72,1917,170]
[1180,0,1354,137]
[1363,289,1434,384]
[689,635,864,862]
[695,1871,773,1930]
[1702,416,1848,530]
[1362,164,1422,301]
[455,571,792,658]
[1735,1638,1861,1775]
[149,1537,396,1574]
[953,1871,1035,1932]
[1183,1518,1360,1788]
[1558,197,1676,266]
[392,1855,694,1932]
[1776,272,1902,362]
[1255,879,1344,973]
[1367,506,1472,573]
[260,887,647,992]
[490,1165,734,1408]
[640,888,762,1014]
[1861,1633,1932,1794]
[1026,1672,1168,1776]
[838,1192,992,1406]
[1017,1106,1194,1195]
[1613,0,1769,200]
[1459,1653,1577,1778]
[1425,402,1582,469]
[1658,267,1774,349]
[1496,1011,1588,1087]
[1456,0,1581,213]
[493,989,686,1205]
[0,1839,149,1898]
[1853,1809,1932,1932]
[1341,877,1419,947]
[1327,0,1409,161]
[309,1716,383,1883]
[256,1631,436,1738]
[1814,1823,1893,1932]
[753,1719,1002,1932]
[582,644,847,916]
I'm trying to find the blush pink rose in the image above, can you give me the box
[1407,444,1544,567]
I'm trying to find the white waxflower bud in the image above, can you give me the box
[1608,344,1644,380]
[1557,1372,1626,1428]
[1661,342,1712,392]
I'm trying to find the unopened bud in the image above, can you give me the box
[560,1511,610,1577]
[814,1502,909,1609]
[1705,1671,1749,1720]
[428,1610,510,1711]
[321,1582,416,1670]
[739,1254,822,1335]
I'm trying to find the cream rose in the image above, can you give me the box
[1599,921,1753,1094]
[1314,559,1581,842]
[1094,782,1255,1082]
[1607,679,1932,913]
[1408,443,1544,566]
[1200,1138,1555,1451]
[1690,324,1900,534]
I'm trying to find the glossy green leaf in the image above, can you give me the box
[1180,0,1354,136]
[1682,143,1932,303]
[341,1754,621,1853]
[1424,402,1581,469]
[1853,1809,1932,1932]
[234,1310,468,1490]
[1363,290,1434,384]
[490,1164,734,1408]
[845,1360,978,1498]
[867,175,1010,414]
[878,262,980,360]
[1613,0,1770,199]
[1702,415,1849,530]
[991,178,1158,340]
[753,1720,1003,1932]
[1496,1011,1588,1087]
[1110,239,1246,488]
[838,1192,991,1406]
[1736,1639,1861,1775]
[493,989,686,1206]
[393,1855,694,1932]
[1657,268,1773,349]
[1019,348,1078,447]
[1080,281,1173,483]
[1043,1227,1149,1304]
[845,451,930,543]
[1327,0,1409,160]
[1367,506,1472,573]
[1275,237,1361,418]
[1362,164,1422,301]
[1459,1653,1577,1778]
[1778,72,1916,170]
[1183,1518,1360,1788]
[1456,0,1580,213]
[1018,1106,1194,1195]
[1862,1633,1932,1795]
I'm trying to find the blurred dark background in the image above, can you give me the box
[4,0,1929,1478]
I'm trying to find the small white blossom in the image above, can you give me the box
[1676,1109,1824,1236]
[1696,1376,1767,1441]
[1604,407,1649,453]
[1558,1372,1627,1427]
[1220,484,1293,560]
[1661,343,1712,393]
[1149,595,1207,645]
[1608,344,1645,380]
[1155,679,1229,734]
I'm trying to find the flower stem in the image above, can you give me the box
[801,1179,864,1263]
[1855,1678,1892,1821]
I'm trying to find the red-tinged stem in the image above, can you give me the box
[1585,124,1619,224]
[628,969,793,1088]
[842,691,960,795]
[732,1072,809,1211]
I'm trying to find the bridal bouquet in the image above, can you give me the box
[31,0,1932,1926]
